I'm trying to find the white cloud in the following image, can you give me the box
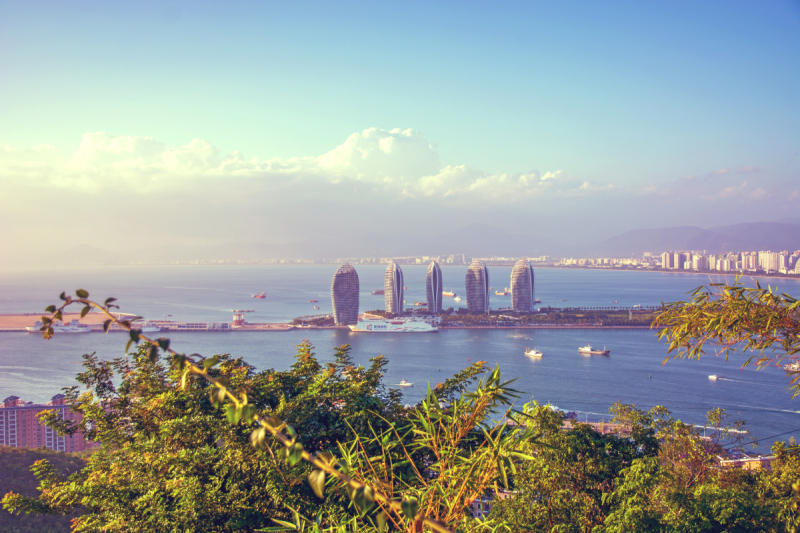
[0,128,571,201]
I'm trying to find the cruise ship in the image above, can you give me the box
[27,319,91,334]
[349,314,438,333]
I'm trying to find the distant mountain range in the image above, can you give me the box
[40,220,800,265]
[596,221,800,256]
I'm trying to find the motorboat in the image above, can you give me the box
[397,380,413,387]
[709,375,718,380]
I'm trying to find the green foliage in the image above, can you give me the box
[655,278,800,396]
[6,289,800,532]
[0,446,87,533]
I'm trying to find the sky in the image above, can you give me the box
[1,0,798,260]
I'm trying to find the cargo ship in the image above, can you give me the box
[349,314,438,333]
[578,345,610,356]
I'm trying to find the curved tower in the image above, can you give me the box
[465,259,489,313]
[426,261,443,313]
[331,264,359,325]
[384,261,404,314]
[510,259,535,312]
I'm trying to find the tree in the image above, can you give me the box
[4,290,531,533]
[654,279,800,396]
[489,402,659,532]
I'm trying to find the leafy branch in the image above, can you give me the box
[37,290,453,533]
[653,277,800,397]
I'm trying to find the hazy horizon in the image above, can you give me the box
[1,1,798,264]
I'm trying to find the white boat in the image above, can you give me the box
[709,375,718,380]
[578,344,610,356]
[453,296,462,302]
[397,380,413,387]
[27,319,91,334]
[783,361,800,371]
[525,347,543,358]
[349,314,438,333]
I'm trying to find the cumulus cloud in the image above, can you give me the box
[0,128,573,201]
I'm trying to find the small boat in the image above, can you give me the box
[525,347,543,358]
[611,301,618,303]
[372,289,385,295]
[403,286,408,290]
[397,380,413,387]
[708,375,718,380]
[453,296,462,302]
[413,301,426,306]
[252,293,266,298]
[309,299,318,303]
[578,345,610,356]
[313,306,319,310]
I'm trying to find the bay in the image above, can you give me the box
[1,264,798,450]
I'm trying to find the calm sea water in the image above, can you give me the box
[1,265,798,450]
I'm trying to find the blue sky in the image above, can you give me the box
[0,1,798,255]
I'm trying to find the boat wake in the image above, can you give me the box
[716,377,784,388]
[728,404,800,415]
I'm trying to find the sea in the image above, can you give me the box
[1,264,798,451]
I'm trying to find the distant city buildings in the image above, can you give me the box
[0,394,91,451]
[465,259,490,313]
[331,264,359,325]
[384,261,404,314]
[426,261,443,313]
[510,259,536,312]
[657,250,800,274]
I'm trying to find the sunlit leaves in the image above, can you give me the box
[308,469,326,499]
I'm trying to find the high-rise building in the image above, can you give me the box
[465,259,490,313]
[331,264,359,325]
[426,261,443,313]
[384,261,404,314]
[1,394,90,451]
[510,259,535,312]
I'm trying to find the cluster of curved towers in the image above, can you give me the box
[330,259,536,325]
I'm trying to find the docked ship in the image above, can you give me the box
[27,319,90,334]
[442,290,456,297]
[349,314,438,333]
[578,345,610,356]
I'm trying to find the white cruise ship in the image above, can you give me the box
[27,319,91,334]
[349,314,438,333]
